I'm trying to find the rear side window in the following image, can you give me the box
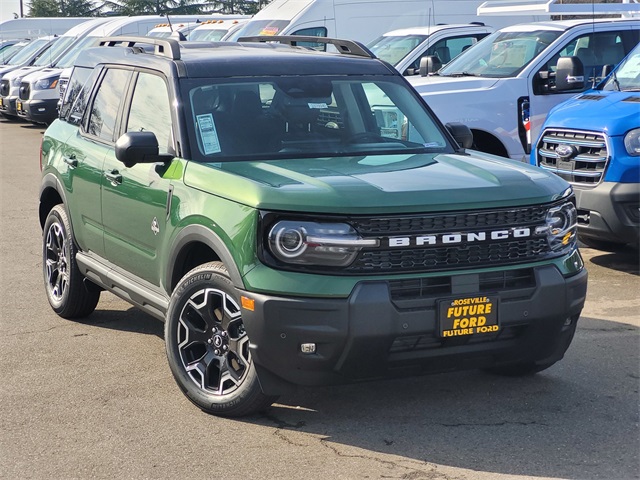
[60,66,93,125]
[87,69,132,142]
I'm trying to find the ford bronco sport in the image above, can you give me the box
[40,36,587,416]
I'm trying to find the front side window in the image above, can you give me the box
[440,29,562,78]
[368,34,429,67]
[184,75,451,162]
[126,72,173,154]
[87,69,132,142]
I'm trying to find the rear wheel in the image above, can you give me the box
[165,262,277,417]
[42,205,100,318]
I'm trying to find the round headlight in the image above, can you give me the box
[624,128,640,156]
[273,226,307,258]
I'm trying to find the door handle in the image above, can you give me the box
[104,170,123,186]
[62,155,77,168]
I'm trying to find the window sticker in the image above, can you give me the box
[308,102,328,109]
[196,113,221,155]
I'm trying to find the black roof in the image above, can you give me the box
[75,36,395,78]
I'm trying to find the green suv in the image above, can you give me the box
[40,36,588,416]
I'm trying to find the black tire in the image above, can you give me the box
[42,204,100,318]
[165,261,277,417]
[579,236,628,252]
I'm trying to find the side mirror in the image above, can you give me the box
[419,55,442,77]
[445,122,473,150]
[601,64,614,78]
[115,131,171,168]
[555,56,585,91]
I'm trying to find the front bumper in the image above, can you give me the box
[0,95,17,116]
[241,263,587,395]
[18,98,58,124]
[574,182,640,245]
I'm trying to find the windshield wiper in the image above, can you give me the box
[441,71,482,78]
[611,69,621,92]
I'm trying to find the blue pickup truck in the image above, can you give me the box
[532,43,640,251]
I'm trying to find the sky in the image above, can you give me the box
[1,0,25,22]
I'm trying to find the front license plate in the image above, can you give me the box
[16,101,22,112]
[0,97,3,107]
[439,295,499,337]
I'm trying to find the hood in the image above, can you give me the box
[545,90,640,136]
[3,66,43,81]
[407,74,500,94]
[24,68,61,82]
[184,152,569,214]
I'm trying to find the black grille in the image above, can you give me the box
[389,268,535,303]
[348,238,549,273]
[389,325,527,354]
[0,79,9,97]
[18,82,30,101]
[58,78,68,101]
[352,206,547,235]
[535,129,608,185]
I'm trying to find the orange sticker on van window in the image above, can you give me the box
[260,27,280,36]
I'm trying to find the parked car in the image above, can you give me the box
[367,23,494,76]
[408,18,640,160]
[531,42,640,251]
[40,35,587,416]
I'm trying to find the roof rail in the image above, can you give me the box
[237,35,375,59]
[478,0,640,17]
[97,36,181,60]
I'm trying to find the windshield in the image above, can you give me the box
[148,30,171,38]
[6,37,51,66]
[33,35,76,66]
[189,29,228,41]
[54,36,96,68]
[226,20,290,41]
[183,75,452,162]
[1,43,25,64]
[368,34,428,67]
[603,44,640,92]
[439,29,562,78]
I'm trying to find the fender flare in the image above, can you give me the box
[39,173,69,228]
[166,224,244,292]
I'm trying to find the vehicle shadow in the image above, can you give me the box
[240,316,639,480]
[77,306,638,479]
[583,246,639,276]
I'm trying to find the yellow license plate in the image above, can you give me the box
[0,97,3,107]
[16,101,22,112]
[439,295,499,337]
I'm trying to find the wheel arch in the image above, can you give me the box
[39,173,68,229]
[167,225,244,294]
[470,129,510,158]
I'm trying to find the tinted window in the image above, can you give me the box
[87,69,132,142]
[60,66,93,124]
[126,73,173,154]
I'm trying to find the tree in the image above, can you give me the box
[28,0,103,16]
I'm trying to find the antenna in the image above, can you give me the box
[165,14,174,32]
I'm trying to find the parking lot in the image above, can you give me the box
[0,116,638,480]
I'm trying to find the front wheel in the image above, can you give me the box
[165,262,277,416]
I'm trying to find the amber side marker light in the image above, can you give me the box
[241,296,255,311]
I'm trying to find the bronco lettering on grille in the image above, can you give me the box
[387,228,532,247]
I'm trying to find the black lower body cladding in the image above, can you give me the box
[241,264,588,395]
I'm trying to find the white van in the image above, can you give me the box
[148,15,249,38]
[0,18,115,119]
[409,17,640,161]
[15,16,201,124]
[0,17,90,41]
[188,19,250,42]
[228,0,522,45]
[368,23,494,76]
